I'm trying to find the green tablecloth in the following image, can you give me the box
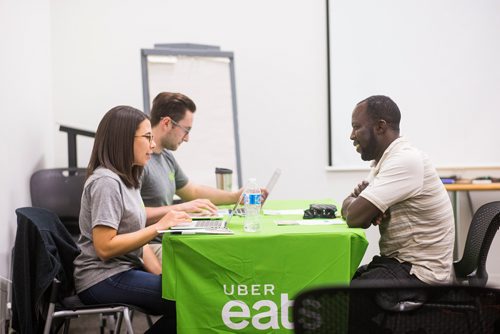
[162,199,368,333]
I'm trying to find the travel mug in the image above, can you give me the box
[215,167,233,191]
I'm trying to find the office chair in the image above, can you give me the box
[410,200,500,332]
[373,200,500,332]
[293,285,500,334]
[30,167,87,239]
[12,207,154,334]
[453,201,500,286]
[377,200,500,303]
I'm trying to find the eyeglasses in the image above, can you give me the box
[170,119,191,137]
[135,134,154,144]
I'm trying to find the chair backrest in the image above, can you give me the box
[12,207,80,333]
[293,285,500,334]
[30,167,87,236]
[454,201,500,286]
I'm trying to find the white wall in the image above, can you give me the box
[50,0,331,188]
[1,0,499,286]
[0,0,53,277]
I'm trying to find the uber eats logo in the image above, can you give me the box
[221,284,294,330]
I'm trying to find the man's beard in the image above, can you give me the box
[360,129,377,161]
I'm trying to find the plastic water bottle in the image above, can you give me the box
[243,178,261,232]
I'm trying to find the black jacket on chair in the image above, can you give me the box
[12,207,80,334]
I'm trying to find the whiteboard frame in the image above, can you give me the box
[140,44,242,188]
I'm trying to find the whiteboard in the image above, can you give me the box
[328,0,500,169]
[141,44,242,188]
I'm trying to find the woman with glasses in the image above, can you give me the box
[73,105,190,333]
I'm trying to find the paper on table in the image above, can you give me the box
[275,219,345,226]
[158,228,234,235]
[263,209,305,215]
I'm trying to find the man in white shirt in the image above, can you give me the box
[341,95,454,331]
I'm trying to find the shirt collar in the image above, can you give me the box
[370,136,406,170]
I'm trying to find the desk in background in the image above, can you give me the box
[445,183,500,259]
[162,199,368,334]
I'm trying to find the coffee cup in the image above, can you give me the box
[215,167,233,191]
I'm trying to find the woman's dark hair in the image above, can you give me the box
[87,105,149,188]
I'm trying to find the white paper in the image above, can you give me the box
[263,209,305,215]
[275,219,345,226]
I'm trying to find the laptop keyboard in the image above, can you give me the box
[194,220,226,229]
[234,208,246,216]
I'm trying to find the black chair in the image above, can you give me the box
[376,200,500,332]
[30,167,87,239]
[384,200,500,298]
[12,207,153,334]
[374,200,500,310]
[405,200,500,333]
[293,285,500,334]
[454,201,500,286]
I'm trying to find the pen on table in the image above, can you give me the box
[158,230,196,235]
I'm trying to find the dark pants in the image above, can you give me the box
[79,269,176,333]
[348,256,428,334]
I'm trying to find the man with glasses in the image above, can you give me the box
[140,92,245,260]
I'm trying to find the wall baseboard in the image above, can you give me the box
[487,274,500,288]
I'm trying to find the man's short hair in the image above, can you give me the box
[150,92,196,126]
[358,95,401,131]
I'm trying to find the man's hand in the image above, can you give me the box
[351,181,369,198]
[342,181,369,219]
[260,188,269,203]
[341,180,381,228]
[177,199,218,214]
[371,210,390,226]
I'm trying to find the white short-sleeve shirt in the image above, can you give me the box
[360,137,455,284]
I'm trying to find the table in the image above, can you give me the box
[445,183,500,259]
[162,199,368,333]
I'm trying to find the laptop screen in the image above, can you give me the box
[262,168,281,206]
[233,168,281,215]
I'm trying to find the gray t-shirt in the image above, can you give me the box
[74,168,146,293]
[140,149,189,243]
[141,149,189,206]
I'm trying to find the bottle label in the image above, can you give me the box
[246,193,261,205]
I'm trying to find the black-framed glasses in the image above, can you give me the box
[135,134,154,144]
[170,119,191,137]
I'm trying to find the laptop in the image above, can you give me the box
[234,168,281,216]
[158,202,240,235]
[157,169,281,233]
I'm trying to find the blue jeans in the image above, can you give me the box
[78,269,176,333]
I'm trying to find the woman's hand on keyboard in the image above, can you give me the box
[156,210,192,230]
